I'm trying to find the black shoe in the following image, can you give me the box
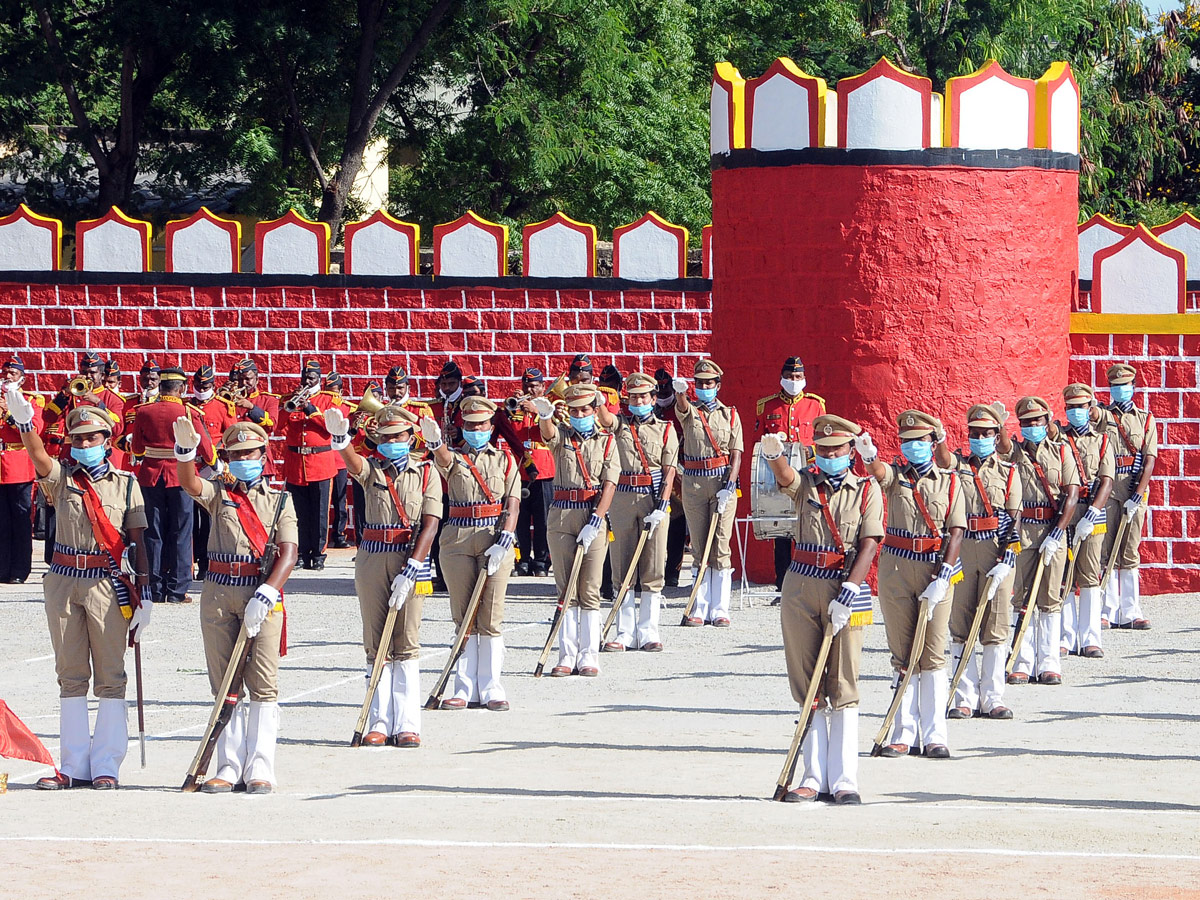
[312,559,325,572]
[833,790,862,805]
[531,564,549,577]
[92,775,120,790]
[330,538,350,549]
[301,560,314,570]
[947,706,972,720]
[923,744,951,759]
[8,576,27,584]
[513,561,531,577]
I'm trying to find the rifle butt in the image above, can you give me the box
[869,743,884,758]
[181,774,200,793]
[350,731,364,748]
[771,784,789,802]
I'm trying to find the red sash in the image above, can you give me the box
[228,488,287,657]
[73,473,139,610]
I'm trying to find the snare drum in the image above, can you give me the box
[749,441,811,540]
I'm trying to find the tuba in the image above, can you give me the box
[353,388,387,419]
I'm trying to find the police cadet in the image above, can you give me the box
[1,355,45,584]
[175,419,299,792]
[533,384,619,676]
[997,397,1080,686]
[422,397,520,710]
[1097,363,1156,630]
[6,386,151,790]
[595,372,679,652]
[672,359,744,626]
[859,410,965,758]
[654,368,688,588]
[325,373,353,549]
[325,404,441,746]
[1058,384,1115,658]
[762,414,882,804]
[936,404,1022,720]
[131,367,216,605]
[191,365,236,579]
[509,368,555,577]
[281,359,338,570]
[756,356,826,597]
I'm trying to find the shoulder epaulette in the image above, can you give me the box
[756,394,776,415]
[27,392,46,408]
[805,391,826,410]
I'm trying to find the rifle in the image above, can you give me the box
[181,490,288,791]
[946,574,995,712]
[773,621,834,800]
[423,566,490,710]
[679,508,720,625]
[1098,512,1131,597]
[351,597,401,745]
[533,544,586,677]
[602,521,653,644]
[1006,558,1046,676]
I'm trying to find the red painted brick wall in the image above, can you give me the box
[1070,332,1198,595]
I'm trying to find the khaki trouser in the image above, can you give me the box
[950,537,1013,646]
[1103,483,1145,570]
[1071,505,1105,589]
[1012,526,1067,615]
[608,490,667,595]
[549,505,607,610]
[878,552,953,672]
[44,572,129,699]
[355,550,425,662]
[780,572,864,709]
[681,473,735,569]
[441,526,512,637]
[201,582,284,703]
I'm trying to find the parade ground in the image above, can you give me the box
[2,547,1198,899]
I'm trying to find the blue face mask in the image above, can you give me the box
[228,458,264,482]
[969,436,996,459]
[814,452,852,476]
[463,429,492,450]
[1065,407,1090,430]
[695,387,718,404]
[1021,424,1047,444]
[378,440,410,461]
[901,440,933,466]
[1111,383,1134,404]
[570,415,595,435]
[70,444,107,468]
[628,403,653,419]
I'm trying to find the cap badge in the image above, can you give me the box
[237,430,249,443]
[823,424,833,435]
[905,415,915,426]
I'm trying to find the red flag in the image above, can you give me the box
[0,700,56,768]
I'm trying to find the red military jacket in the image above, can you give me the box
[504,407,554,482]
[0,391,46,483]
[44,386,126,464]
[755,390,826,444]
[235,389,281,476]
[194,394,237,445]
[131,395,216,488]
[281,390,337,484]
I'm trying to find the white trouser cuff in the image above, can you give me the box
[799,708,830,793]
[557,607,581,670]
[637,593,662,646]
[828,707,859,795]
[690,569,711,622]
[1117,568,1143,622]
[1079,586,1103,649]
[1012,612,1036,676]
[980,644,1007,713]
[478,635,506,704]
[215,700,248,784]
[393,658,422,735]
[1035,612,1062,676]
[709,568,732,620]
[918,669,949,747]
[891,674,919,747]
[1060,595,1078,652]
[616,590,637,646]
[245,700,279,786]
[368,662,393,734]
[452,635,480,703]
[578,609,602,671]
[58,696,92,782]
[950,642,979,711]
[90,698,128,779]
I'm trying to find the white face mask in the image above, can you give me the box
[195,387,215,402]
[780,377,805,396]
[442,385,463,403]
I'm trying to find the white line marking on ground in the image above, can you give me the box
[0,836,1197,861]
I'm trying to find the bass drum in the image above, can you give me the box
[749,441,811,540]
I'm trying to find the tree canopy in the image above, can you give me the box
[0,0,1196,239]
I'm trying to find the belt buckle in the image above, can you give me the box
[814,550,829,568]
[76,553,88,569]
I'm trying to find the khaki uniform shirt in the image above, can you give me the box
[1062,428,1116,506]
[196,479,299,558]
[351,458,443,528]
[435,445,520,539]
[41,460,147,550]
[953,452,1022,534]
[545,425,620,490]
[877,463,967,536]
[1003,439,1080,546]
[1097,405,1157,498]
[612,415,680,478]
[677,402,743,467]
[780,470,885,549]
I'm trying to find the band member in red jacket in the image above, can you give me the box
[0,354,45,583]
[281,359,339,570]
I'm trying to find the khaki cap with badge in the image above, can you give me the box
[896,409,940,439]
[375,405,418,435]
[1063,383,1095,406]
[811,414,861,447]
[563,384,599,409]
[624,372,656,395]
[966,404,1004,428]
[67,406,115,435]
[694,359,723,379]
[460,396,498,423]
[1106,363,1136,385]
[1015,396,1052,420]
[222,422,270,451]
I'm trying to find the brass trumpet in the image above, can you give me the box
[68,376,91,397]
[284,382,320,413]
[504,393,532,415]
[217,380,247,402]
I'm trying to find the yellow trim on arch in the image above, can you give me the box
[1070,313,1200,334]
[714,61,746,150]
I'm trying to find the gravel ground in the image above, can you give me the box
[1,545,1198,898]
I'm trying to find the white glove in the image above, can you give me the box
[1039,529,1063,565]
[244,584,279,638]
[577,513,603,549]
[390,559,421,609]
[853,431,877,463]
[172,417,201,461]
[1124,497,1141,520]
[716,486,735,514]
[4,384,34,426]
[644,507,667,533]
[420,416,443,444]
[484,531,515,576]
[933,418,946,444]
[760,432,785,460]
[919,576,949,620]
[324,407,349,436]
[985,560,1012,585]
[129,592,152,643]
[829,582,858,635]
[990,401,1010,425]
[1073,514,1096,546]
[671,377,688,396]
